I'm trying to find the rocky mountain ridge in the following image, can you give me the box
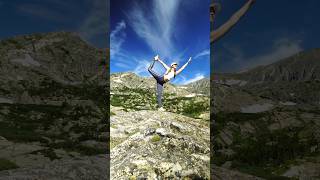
[212,48,320,179]
[216,48,320,83]
[0,32,108,179]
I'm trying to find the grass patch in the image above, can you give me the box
[0,158,19,171]
[48,140,106,156]
[110,137,126,149]
[151,134,161,142]
[2,38,24,49]
[110,124,117,129]
[30,149,60,161]
[111,87,209,118]
[231,161,295,180]
[110,87,157,111]
[214,124,319,178]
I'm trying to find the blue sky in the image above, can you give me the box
[0,0,108,48]
[213,0,320,73]
[110,0,211,85]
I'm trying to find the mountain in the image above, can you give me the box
[228,48,320,82]
[0,32,108,179]
[215,49,320,106]
[186,77,210,95]
[212,49,320,179]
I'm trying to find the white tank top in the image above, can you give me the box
[164,70,175,80]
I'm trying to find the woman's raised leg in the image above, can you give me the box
[148,60,162,80]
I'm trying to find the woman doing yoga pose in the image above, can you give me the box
[148,55,192,111]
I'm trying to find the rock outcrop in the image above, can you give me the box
[0,155,108,180]
[110,106,210,179]
[0,32,108,179]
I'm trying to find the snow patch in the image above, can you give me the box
[185,93,196,98]
[11,54,41,67]
[120,73,131,78]
[184,93,205,98]
[215,79,248,86]
[241,103,274,113]
[113,79,123,83]
[280,101,297,106]
[0,97,13,104]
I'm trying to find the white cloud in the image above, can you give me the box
[179,73,205,85]
[245,38,303,69]
[115,62,130,69]
[133,59,151,76]
[110,20,126,57]
[111,0,209,79]
[127,0,181,57]
[194,49,210,59]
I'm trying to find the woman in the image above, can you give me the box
[148,55,192,111]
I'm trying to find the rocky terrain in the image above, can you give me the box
[3,31,319,179]
[110,72,271,179]
[0,32,108,179]
[212,49,320,179]
[110,107,209,179]
[110,72,211,179]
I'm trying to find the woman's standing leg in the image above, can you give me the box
[156,82,164,108]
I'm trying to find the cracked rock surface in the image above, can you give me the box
[110,107,210,179]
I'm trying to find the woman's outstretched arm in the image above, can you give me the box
[156,56,170,70]
[176,57,192,75]
[211,0,255,43]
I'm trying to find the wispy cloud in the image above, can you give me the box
[133,59,151,76]
[115,62,131,69]
[219,37,303,72]
[110,0,209,85]
[15,0,108,47]
[242,38,303,71]
[78,0,108,47]
[174,73,205,85]
[16,0,84,22]
[194,49,210,59]
[110,20,126,57]
[127,0,181,57]
[17,3,67,22]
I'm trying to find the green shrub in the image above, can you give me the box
[151,134,161,142]
[0,158,19,171]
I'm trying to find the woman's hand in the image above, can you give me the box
[249,0,256,6]
[176,57,192,75]
[188,57,192,63]
[154,55,159,61]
